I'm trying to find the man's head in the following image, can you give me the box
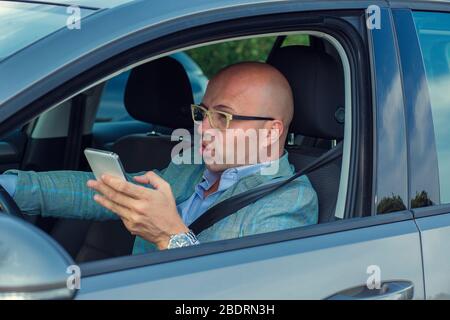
[196,61,294,173]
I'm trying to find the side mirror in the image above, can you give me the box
[0,215,77,300]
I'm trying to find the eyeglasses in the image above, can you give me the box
[191,104,275,130]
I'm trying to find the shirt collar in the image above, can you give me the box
[200,163,265,192]
[198,153,289,195]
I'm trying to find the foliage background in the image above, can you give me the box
[186,34,310,78]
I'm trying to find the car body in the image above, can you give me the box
[0,0,449,300]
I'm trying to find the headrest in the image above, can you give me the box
[124,56,194,129]
[268,46,345,139]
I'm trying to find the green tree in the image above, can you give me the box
[186,34,309,78]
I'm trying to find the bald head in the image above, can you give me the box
[205,62,294,135]
[199,62,294,171]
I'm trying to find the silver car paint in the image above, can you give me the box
[25,0,137,9]
[0,215,76,299]
[76,218,424,299]
[415,213,450,299]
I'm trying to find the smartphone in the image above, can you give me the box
[84,148,127,181]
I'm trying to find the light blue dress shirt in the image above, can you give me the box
[178,162,271,226]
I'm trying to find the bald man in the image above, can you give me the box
[1,62,318,253]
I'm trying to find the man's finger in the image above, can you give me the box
[100,174,151,199]
[134,171,169,191]
[87,179,140,209]
[133,175,148,184]
[93,194,132,220]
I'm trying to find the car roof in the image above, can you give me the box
[12,0,450,11]
[17,0,136,10]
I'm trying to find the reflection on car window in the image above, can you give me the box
[0,1,94,61]
[414,11,450,203]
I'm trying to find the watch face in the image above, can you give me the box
[175,236,190,247]
[168,234,191,248]
[168,231,199,249]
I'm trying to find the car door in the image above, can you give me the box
[0,1,425,299]
[74,5,424,300]
[392,6,450,299]
[76,212,422,300]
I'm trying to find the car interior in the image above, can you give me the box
[0,33,346,263]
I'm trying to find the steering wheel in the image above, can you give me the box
[0,184,24,218]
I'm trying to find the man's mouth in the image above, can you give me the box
[200,141,213,156]
[199,141,207,154]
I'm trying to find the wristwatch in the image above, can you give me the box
[167,230,200,249]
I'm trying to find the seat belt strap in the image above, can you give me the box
[189,142,343,235]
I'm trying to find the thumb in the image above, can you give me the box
[132,173,150,184]
[134,171,169,191]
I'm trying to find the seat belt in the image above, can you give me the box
[189,141,343,235]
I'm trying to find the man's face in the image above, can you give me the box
[197,70,279,173]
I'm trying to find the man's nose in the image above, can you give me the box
[197,116,211,135]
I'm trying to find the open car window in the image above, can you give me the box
[57,31,350,263]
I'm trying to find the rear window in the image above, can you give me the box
[0,1,94,61]
[414,11,450,203]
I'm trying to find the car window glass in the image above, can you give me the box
[96,70,131,122]
[414,11,450,203]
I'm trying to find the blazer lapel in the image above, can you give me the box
[212,153,294,206]
[167,164,205,204]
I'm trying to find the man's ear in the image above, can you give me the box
[270,120,284,142]
[261,120,283,147]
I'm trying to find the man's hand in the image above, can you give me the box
[86,172,189,250]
